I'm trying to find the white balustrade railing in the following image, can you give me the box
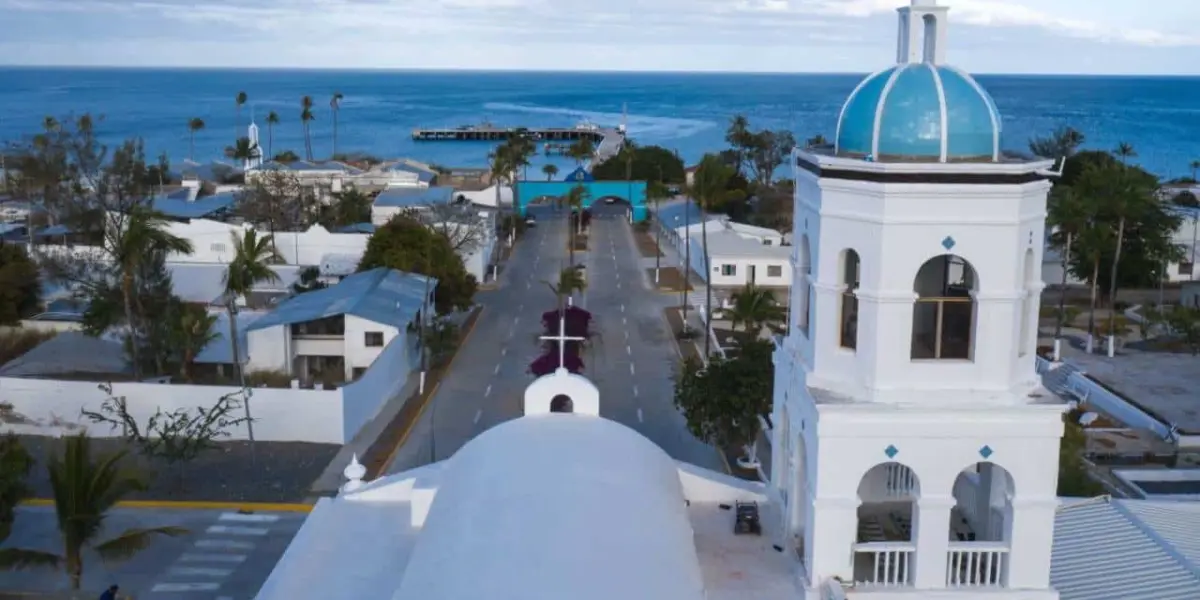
[946,542,1009,586]
[853,542,914,586]
[885,463,918,498]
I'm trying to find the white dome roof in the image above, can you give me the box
[393,414,706,600]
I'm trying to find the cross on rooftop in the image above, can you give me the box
[539,314,587,373]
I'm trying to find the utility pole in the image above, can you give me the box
[655,165,663,284]
[419,232,434,462]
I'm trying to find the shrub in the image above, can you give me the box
[245,370,292,389]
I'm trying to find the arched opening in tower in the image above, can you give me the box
[922,14,939,63]
[550,394,574,413]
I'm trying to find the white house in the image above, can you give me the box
[158,218,370,266]
[771,2,1067,596]
[371,186,457,226]
[687,228,792,296]
[244,267,436,384]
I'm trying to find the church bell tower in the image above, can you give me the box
[770,2,1065,598]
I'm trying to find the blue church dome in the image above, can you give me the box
[835,63,1001,162]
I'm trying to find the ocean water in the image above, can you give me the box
[1,68,1199,180]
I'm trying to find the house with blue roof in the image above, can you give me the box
[152,191,240,221]
[243,267,437,385]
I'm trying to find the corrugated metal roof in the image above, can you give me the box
[1051,497,1200,600]
[0,331,130,377]
[687,229,790,260]
[245,267,435,333]
[653,200,707,230]
[374,186,455,208]
[153,191,238,219]
[166,262,302,305]
[259,160,363,175]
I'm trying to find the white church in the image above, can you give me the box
[253,3,1200,599]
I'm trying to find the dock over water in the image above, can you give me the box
[412,124,625,161]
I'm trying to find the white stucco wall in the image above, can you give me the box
[686,237,793,289]
[246,325,291,373]
[247,316,406,381]
[0,377,346,443]
[344,315,403,379]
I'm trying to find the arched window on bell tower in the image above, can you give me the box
[912,254,977,360]
[922,14,939,63]
[797,235,812,336]
[840,249,861,350]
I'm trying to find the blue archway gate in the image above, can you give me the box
[516,180,648,222]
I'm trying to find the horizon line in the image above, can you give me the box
[1,64,1199,79]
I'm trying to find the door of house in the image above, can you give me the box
[749,264,757,284]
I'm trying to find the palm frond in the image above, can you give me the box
[0,548,63,570]
[94,527,189,563]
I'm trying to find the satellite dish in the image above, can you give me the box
[1078,412,1099,426]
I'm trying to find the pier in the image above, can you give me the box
[412,123,626,162]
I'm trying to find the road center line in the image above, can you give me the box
[633,385,639,397]
[620,304,625,313]
[485,384,492,397]
[473,409,482,424]
[629,364,635,375]
[637,408,644,423]
[494,363,501,375]
[626,345,631,355]
[622,317,627,325]
[514,317,520,325]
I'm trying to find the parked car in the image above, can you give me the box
[525,215,537,227]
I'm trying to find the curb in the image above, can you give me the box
[379,306,486,473]
[20,499,314,512]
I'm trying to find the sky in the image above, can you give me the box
[2,0,1199,75]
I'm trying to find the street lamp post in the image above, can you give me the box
[655,165,663,284]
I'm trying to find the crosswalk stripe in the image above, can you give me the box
[195,539,256,550]
[206,525,268,536]
[169,566,234,577]
[180,553,247,563]
[151,583,221,592]
[219,512,280,523]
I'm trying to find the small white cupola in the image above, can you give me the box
[897,0,950,65]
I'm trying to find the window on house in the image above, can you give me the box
[364,332,384,347]
[768,265,783,277]
[210,243,227,253]
[720,264,736,276]
[291,315,346,336]
[1179,263,1194,276]
[352,367,367,380]
[763,239,773,246]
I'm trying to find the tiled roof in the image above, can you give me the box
[1051,497,1200,600]
[373,186,455,208]
[245,267,435,332]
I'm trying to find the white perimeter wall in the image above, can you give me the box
[0,322,416,444]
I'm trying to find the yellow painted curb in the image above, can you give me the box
[380,306,486,473]
[21,499,313,512]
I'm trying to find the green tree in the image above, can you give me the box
[330,92,344,157]
[591,145,685,184]
[300,96,315,161]
[228,136,259,168]
[0,435,34,544]
[224,229,283,380]
[1058,413,1104,497]
[726,284,784,340]
[725,115,752,177]
[187,117,205,161]
[171,305,218,382]
[358,214,477,315]
[692,154,734,356]
[673,338,773,467]
[1160,305,1200,355]
[567,137,595,166]
[265,111,280,158]
[488,144,518,280]
[1029,126,1085,159]
[0,242,41,326]
[1046,184,1090,340]
[542,163,559,181]
[565,184,589,267]
[292,266,328,295]
[237,169,302,236]
[110,208,195,378]
[0,433,188,589]
[544,265,586,311]
[322,187,372,228]
[805,133,828,147]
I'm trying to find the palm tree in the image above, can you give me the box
[0,433,187,589]
[727,283,784,340]
[114,208,195,378]
[805,134,827,147]
[230,136,260,170]
[235,91,248,139]
[187,117,205,161]
[1029,126,1085,159]
[266,111,280,159]
[565,184,589,267]
[488,145,516,281]
[1047,184,1091,340]
[300,96,315,161]
[726,115,751,175]
[330,92,344,157]
[545,265,586,310]
[223,230,283,450]
[173,308,218,382]
[692,153,733,357]
[542,163,559,181]
[1105,143,1139,350]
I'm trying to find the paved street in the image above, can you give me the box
[386,202,724,474]
[0,506,305,599]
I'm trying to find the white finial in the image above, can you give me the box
[341,453,366,494]
[539,313,587,373]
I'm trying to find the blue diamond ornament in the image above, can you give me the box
[979,445,994,459]
[884,445,899,459]
[941,236,956,251]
